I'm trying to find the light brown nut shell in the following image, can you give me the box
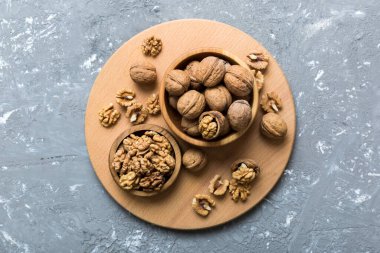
[165,69,191,96]
[181,117,201,137]
[261,112,287,139]
[168,96,179,110]
[231,159,261,175]
[185,61,203,90]
[197,56,226,87]
[177,90,206,120]
[204,85,232,112]
[224,65,254,97]
[182,148,207,172]
[129,61,157,85]
[227,100,252,132]
[198,111,230,140]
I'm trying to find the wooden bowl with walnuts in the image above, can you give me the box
[109,124,182,197]
[160,48,259,147]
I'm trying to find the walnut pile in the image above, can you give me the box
[125,103,149,125]
[98,103,120,127]
[208,175,229,196]
[115,89,135,107]
[112,131,175,192]
[261,91,283,113]
[192,194,216,216]
[146,93,160,115]
[141,36,162,57]
[246,51,269,71]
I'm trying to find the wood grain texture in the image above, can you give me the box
[85,19,296,230]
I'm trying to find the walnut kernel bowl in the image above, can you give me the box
[109,124,182,197]
[160,48,259,147]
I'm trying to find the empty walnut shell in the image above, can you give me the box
[197,56,226,87]
[181,117,201,137]
[165,69,191,96]
[227,100,252,132]
[224,65,254,97]
[185,61,203,90]
[198,111,230,140]
[182,148,207,172]
[204,85,232,112]
[261,112,287,139]
[177,90,206,120]
[129,61,157,85]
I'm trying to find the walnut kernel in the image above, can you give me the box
[229,179,250,202]
[208,175,229,196]
[246,51,269,70]
[192,194,216,216]
[125,103,149,125]
[199,111,229,140]
[254,70,264,91]
[146,93,160,115]
[115,89,136,107]
[98,103,120,127]
[141,36,162,57]
[261,91,282,113]
[231,160,260,184]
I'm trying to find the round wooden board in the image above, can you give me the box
[85,19,296,230]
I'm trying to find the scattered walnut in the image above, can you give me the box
[261,91,282,113]
[165,69,191,96]
[261,112,287,139]
[141,36,162,57]
[146,93,160,115]
[181,117,201,137]
[198,111,229,140]
[177,90,206,120]
[227,100,252,132]
[125,103,149,125]
[98,103,120,127]
[231,160,260,184]
[253,70,264,91]
[208,175,229,196]
[192,194,216,216]
[130,61,157,85]
[182,148,207,172]
[246,51,269,71]
[115,89,135,107]
[229,179,250,202]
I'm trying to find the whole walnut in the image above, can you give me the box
[129,61,157,85]
[227,100,252,131]
[181,117,201,137]
[197,56,226,87]
[224,65,254,97]
[198,111,230,140]
[168,96,179,110]
[177,90,206,120]
[165,69,190,96]
[261,112,287,139]
[185,61,203,90]
[204,85,232,112]
[182,148,207,172]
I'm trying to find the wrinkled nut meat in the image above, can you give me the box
[199,111,229,140]
[182,148,207,172]
[231,159,260,184]
[208,175,229,196]
[146,93,160,115]
[192,194,216,216]
[229,179,250,202]
[125,103,149,125]
[141,36,162,57]
[253,70,264,91]
[227,100,252,132]
[224,65,254,97]
[98,103,120,127]
[204,85,232,112]
[261,91,282,113]
[197,56,226,87]
[168,96,179,110]
[130,61,157,85]
[112,131,175,192]
[115,89,136,107]
[261,112,287,139]
[181,117,201,137]
[165,69,191,96]
[177,90,206,120]
[246,51,269,71]
[185,61,203,90]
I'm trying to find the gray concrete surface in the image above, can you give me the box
[0,0,379,252]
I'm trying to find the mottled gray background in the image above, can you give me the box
[0,0,379,252]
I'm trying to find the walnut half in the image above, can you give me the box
[115,89,135,107]
[98,103,120,127]
[125,103,149,125]
[208,175,229,196]
[229,179,250,202]
[192,194,216,216]
[261,91,282,113]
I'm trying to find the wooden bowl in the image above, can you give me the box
[160,48,259,147]
[108,124,182,197]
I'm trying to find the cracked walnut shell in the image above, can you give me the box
[115,89,135,107]
[261,91,282,113]
[246,51,269,71]
[204,85,232,112]
[165,69,191,96]
[261,112,287,139]
[231,159,260,184]
[224,65,254,97]
[227,100,252,132]
[98,103,120,127]
[182,148,207,172]
[141,36,162,57]
[125,103,149,125]
[130,61,157,85]
[177,90,206,120]
[146,93,160,115]
[208,175,229,196]
[197,56,226,87]
[198,111,230,140]
[192,194,216,216]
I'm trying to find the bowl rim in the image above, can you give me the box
[160,47,259,147]
[108,124,182,197]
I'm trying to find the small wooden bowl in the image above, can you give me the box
[108,124,182,197]
[160,48,259,147]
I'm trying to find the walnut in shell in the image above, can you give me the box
[130,61,157,85]
[224,65,254,97]
[261,112,287,139]
[181,117,201,137]
[197,56,226,87]
[204,85,232,112]
[177,90,206,120]
[168,96,179,110]
[182,148,207,172]
[165,69,191,96]
[246,51,269,71]
[261,91,282,113]
[125,103,149,125]
[227,100,252,132]
[208,175,229,196]
[198,111,230,140]
[231,159,260,184]
[115,89,136,107]
[185,61,203,90]
[98,103,120,127]
[192,194,216,216]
